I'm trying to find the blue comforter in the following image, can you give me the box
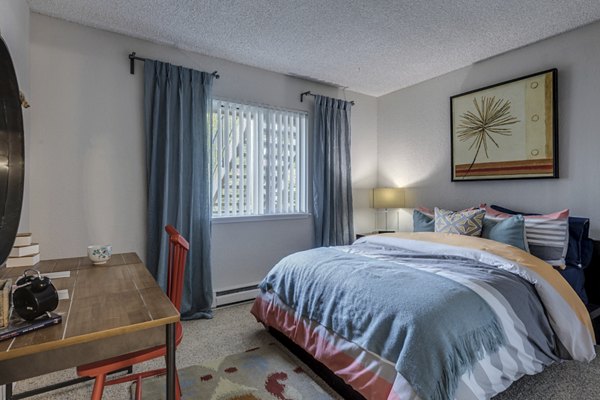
[259,244,510,400]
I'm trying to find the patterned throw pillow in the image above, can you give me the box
[434,207,485,236]
[416,205,484,218]
[485,206,569,267]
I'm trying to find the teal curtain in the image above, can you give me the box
[144,60,213,319]
[312,95,354,246]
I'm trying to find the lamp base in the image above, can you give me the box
[384,208,389,231]
[375,209,395,231]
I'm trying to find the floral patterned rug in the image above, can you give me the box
[140,342,337,399]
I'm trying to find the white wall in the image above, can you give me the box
[378,20,600,237]
[0,6,29,400]
[0,0,30,232]
[28,13,378,292]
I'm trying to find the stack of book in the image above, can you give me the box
[0,279,11,329]
[7,233,40,268]
[0,312,62,342]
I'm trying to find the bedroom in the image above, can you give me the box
[0,0,599,399]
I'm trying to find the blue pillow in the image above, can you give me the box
[490,204,593,269]
[413,210,434,232]
[482,215,528,251]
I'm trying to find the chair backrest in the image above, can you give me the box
[165,225,190,312]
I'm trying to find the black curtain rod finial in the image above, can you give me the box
[300,91,311,103]
[129,51,136,74]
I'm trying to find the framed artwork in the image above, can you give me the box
[450,69,558,181]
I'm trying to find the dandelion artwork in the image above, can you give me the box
[450,69,558,181]
[456,96,519,176]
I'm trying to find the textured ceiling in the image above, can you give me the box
[27,0,600,96]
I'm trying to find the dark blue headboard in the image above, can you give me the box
[584,241,600,306]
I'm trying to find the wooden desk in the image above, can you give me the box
[0,253,179,399]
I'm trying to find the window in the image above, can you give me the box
[211,99,308,217]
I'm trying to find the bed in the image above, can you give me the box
[251,232,596,400]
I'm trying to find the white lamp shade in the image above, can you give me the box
[373,188,405,209]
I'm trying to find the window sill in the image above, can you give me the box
[211,213,312,224]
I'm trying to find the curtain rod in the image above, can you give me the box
[128,52,220,79]
[300,91,355,105]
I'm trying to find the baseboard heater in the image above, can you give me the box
[215,283,260,307]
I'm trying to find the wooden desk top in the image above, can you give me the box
[0,253,179,362]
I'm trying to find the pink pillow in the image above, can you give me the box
[484,206,569,220]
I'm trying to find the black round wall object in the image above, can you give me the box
[0,35,25,266]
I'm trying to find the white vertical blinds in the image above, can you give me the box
[211,99,308,216]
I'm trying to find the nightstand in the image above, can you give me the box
[356,230,395,240]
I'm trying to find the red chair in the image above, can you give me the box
[76,225,189,400]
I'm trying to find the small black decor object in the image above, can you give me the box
[0,35,25,265]
[13,269,59,321]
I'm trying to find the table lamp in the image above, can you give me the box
[373,188,405,231]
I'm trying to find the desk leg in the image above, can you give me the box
[166,323,176,400]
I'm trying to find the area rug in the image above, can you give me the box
[139,342,337,399]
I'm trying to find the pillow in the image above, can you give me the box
[559,265,588,304]
[490,204,593,269]
[413,210,435,232]
[434,207,485,236]
[566,217,593,269]
[416,206,435,217]
[482,215,528,251]
[488,204,528,215]
[485,205,569,267]
[416,205,484,217]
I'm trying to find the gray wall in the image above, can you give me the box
[378,20,600,237]
[29,13,378,292]
[0,0,30,232]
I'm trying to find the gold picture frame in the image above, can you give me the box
[450,69,558,181]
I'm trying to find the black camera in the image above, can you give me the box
[13,269,59,321]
